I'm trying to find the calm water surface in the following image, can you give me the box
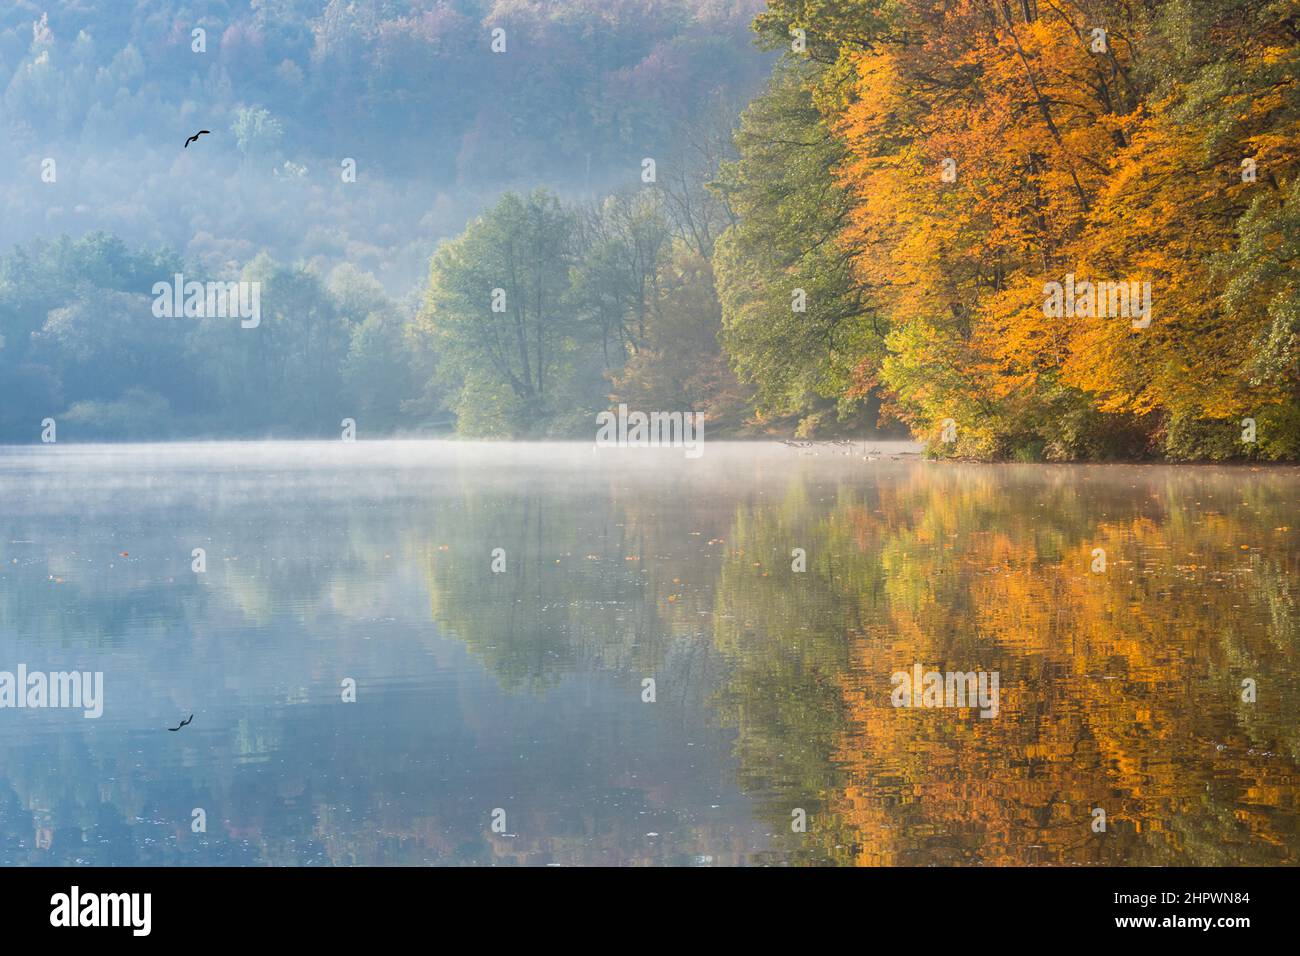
[1,441,1297,865]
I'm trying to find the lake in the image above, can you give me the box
[1,441,1297,865]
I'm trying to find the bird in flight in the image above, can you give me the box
[184,130,211,148]
[168,714,194,732]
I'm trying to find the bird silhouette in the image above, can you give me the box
[168,714,194,732]
[184,130,211,148]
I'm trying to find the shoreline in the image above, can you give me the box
[0,437,1297,468]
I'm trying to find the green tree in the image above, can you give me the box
[413,189,581,436]
[571,192,671,367]
[713,56,884,434]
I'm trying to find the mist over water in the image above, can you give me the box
[2,442,1296,865]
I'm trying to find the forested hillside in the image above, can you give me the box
[0,1,770,440]
[2,0,1297,458]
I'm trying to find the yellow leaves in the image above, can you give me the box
[780,0,1300,457]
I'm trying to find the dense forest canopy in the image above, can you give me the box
[738,0,1300,460]
[0,0,769,440]
[1,0,1298,458]
[0,0,769,288]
